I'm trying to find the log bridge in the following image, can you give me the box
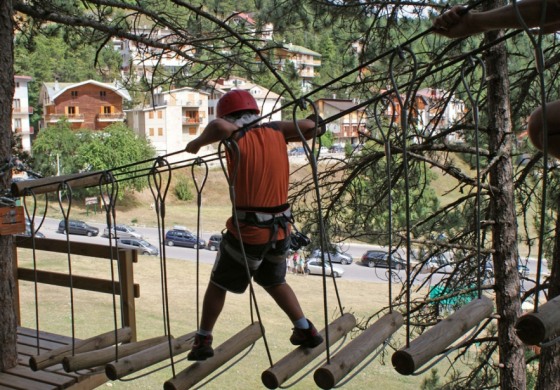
[0,235,140,389]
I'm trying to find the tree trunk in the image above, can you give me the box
[484,1,526,387]
[537,194,560,389]
[0,0,17,372]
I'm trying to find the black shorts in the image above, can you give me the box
[210,232,289,293]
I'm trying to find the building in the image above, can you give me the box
[382,88,467,143]
[314,98,367,145]
[40,80,131,131]
[207,77,283,122]
[259,43,321,92]
[12,75,33,152]
[116,27,195,82]
[126,87,209,159]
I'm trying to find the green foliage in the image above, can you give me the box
[174,175,194,201]
[31,120,81,176]
[32,122,155,197]
[421,369,441,390]
[320,130,336,149]
[74,123,156,195]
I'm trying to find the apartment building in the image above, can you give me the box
[12,75,33,152]
[39,80,131,131]
[261,43,322,92]
[126,87,209,159]
[315,98,367,145]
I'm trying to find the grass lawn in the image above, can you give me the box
[17,250,428,390]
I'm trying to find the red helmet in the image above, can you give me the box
[216,89,260,118]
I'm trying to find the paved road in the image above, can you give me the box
[31,217,549,285]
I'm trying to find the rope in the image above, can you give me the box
[147,157,176,376]
[98,171,124,363]
[460,56,486,299]
[21,188,42,354]
[191,158,209,329]
[56,181,77,353]
[389,45,418,348]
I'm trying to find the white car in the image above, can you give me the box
[305,260,344,278]
[103,224,142,239]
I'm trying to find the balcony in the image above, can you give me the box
[12,106,33,114]
[96,113,126,122]
[182,117,203,125]
[46,114,85,123]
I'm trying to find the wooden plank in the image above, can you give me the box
[15,236,122,259]
[18,328,73,346]
[11,171,105,197]
[0,373,56,390]
[4,365,75,388]
[18,334,71,351]
[17,268,140,298]
[0,206,25,235]
[119,250,138,340]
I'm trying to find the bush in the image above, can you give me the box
[175,176,193,201]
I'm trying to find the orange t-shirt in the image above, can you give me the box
[225,123,290,244]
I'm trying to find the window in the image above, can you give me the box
[14,118,22,130]
[13,99,20,111]
[71,91,78,98]
[157,111,163,119]
[103,106,112,114]
[100,91,107,97]
[149,111,154,119]
[68,106,77,115]
[149,128,154,136]
[16,82,20,88]
[209,107,214,115]
[158,128,163,136]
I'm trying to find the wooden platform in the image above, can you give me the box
[0,327,110,390]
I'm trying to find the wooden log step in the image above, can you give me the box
[29,327,132,371]
[516,295,560,345]
[63,335,169,372]
[164,323,263,390]
[106,332,195,380]
[314,311,403,389]
[392,296,494,375]
[261,313,357,389]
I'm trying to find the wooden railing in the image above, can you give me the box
[13,236,140,341]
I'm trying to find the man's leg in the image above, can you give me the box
[265,283,323,348]
[199,282,227,331]
[188,282,227,361]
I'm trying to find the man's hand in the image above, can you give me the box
[432,6,475,38]
[186,141,200,154]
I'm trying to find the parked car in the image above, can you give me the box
[423,253,454,274]
[18,220,45,238]
[288,147,306,156]
[518,264,530,277]
[57,220,99,237]
[165,229,206,248]
[103,224,142,239]
[309,249,353,265]
[116,238,159,256]
[207,234,222,251]
[359,250,406,270]
[305,260,344,278]
[330,145,345,154]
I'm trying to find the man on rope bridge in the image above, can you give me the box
[185,89,326,361]
[433,0,560,158]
